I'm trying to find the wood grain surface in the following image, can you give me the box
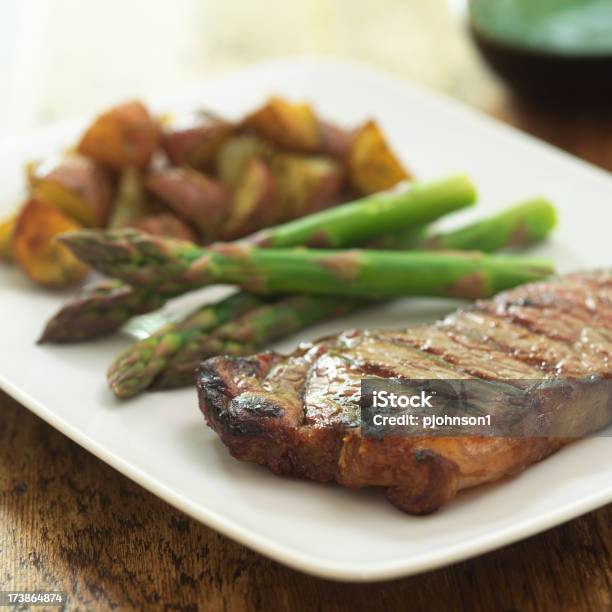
[1,3,611,610]
[1,390,610,611]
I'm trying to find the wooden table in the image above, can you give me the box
[1,389,610,611]
[1,4,611,610]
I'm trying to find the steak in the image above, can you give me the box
[196,271,612,514]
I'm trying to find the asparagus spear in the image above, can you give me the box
[418,197,557,251]
[109,294,359,397]
[371,197,557,251]
[61,228,553,298]
[106,198,558,396]
[42,174,475,342]
[244,174,476,247]
[42,197,556,343]
[155,295,360,389]
[38,280,170,343]
[107,292,266,396]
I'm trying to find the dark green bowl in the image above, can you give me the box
[469,0,612,107]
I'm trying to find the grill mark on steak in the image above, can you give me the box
[265,340,335,392]
[301,335,476,428]
[197,271,612,514]
[340,331,472,379]
[484,277,612,338]
[482,299,612,344]
[402,325,545,380]
[444,310,612,376]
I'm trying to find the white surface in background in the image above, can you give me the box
[0,0,495,135]
[0,60,611,581]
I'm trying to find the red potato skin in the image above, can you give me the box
[77,101,160,172]
[318,121,353,162]
[129,213,198,242]
[145,167,231,241]
[302,168,343,216]
[161,112,233,169]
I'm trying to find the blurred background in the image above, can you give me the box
[1,0,611,170]
[0,1,498,128]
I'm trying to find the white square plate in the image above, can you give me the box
[1,59,611,582]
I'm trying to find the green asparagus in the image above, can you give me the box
[105,198,558,397]
[42,174,475,342]
[245,174,476,247]
[156,294,360,389]
[61,228,554,298]
[42,197,557,343]
[109,294,359,397]
[107,292,266,397]
[419,197,557,251]
[373,197,557,251]
[38,279,168,343]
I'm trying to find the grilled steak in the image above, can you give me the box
[197,271,612,514]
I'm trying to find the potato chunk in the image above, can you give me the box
[108,168,151,228]
[216,135,273,188]
[145,168,231,242]
[77,100,159,171]
[29,154,113,227]
[242,97,320,153]
[319,121,352,161]
[0,214,17,261]
[270,153,343,219]
[222,157,277,240]
[13,199,88,287]
[161,111,233,169]
[348,120,411,194]
[129,213,197,242]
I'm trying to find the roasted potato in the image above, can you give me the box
[129,213,197,242]
[216,135,274,188]
[348,120,411,195]
[29,153,113,227]
[108,168,151,228]
[13,199,88,287]
[221,157,277,240]
[161,111,233,169]
[77,100,159,172]
[319,121,352,161]
[145,168,231,242]
[242,97,320,153]
[270,153,343,219]
[0,213,17,261]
